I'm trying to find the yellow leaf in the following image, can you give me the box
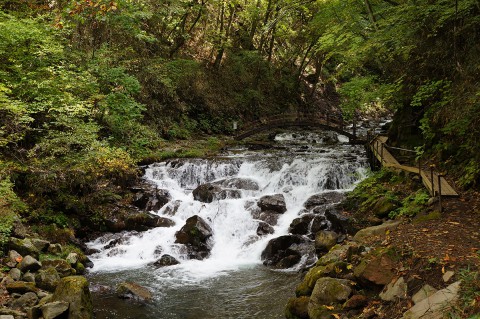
[333,314,341,319]
[325,305,335,310]
[347,264,353,270]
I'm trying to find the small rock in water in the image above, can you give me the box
[116,282,153,301]
[152,255,180,267]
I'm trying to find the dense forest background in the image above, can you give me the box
[1,0,479,244]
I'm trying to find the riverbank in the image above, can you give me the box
[286,169,480,319]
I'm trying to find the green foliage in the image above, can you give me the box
[390,189,430,218]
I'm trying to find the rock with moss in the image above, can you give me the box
[35,267,61,292]
[296,262,349,297]
[175,215,213,260]
[41,260,76,278]
[11,291,38,311]
[8,238,40,259]
[51,276,93,319]
[6,281,38,294]
[353,220,401,244]
[308,277,353,319]
[285,296,310,319]
[371,197,399,218]
[353,252,396,286]
[314,231,339,252]
[40,301,69,319]
[316,243,362,267]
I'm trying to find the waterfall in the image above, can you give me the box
[87,132,367,283]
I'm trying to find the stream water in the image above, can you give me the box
[86,131,368,319]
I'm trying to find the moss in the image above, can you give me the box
[413,210,441,224]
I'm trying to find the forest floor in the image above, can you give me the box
[369,190,480,318]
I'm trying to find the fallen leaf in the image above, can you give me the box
[325,305,335,310]
[15,257,22,263]
[332,314,341,319]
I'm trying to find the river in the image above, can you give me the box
[86,130,368,319]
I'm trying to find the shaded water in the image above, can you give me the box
[87,131,367,319]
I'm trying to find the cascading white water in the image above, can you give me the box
[87,132,367,280]
[87,131,369,319]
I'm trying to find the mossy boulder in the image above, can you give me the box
[52,276,93,319]
[35,267,61,292]
[314,231,339,252]
[296,262,349,297]
[353,220,401,244]
[308,277,352,319]
[41,259,76,278]
[175,215,213,260]
[353,252,396,286]
[285,296,310,319]
[9,238,40,259]
[371,196,399,218]
[6,281,38,294]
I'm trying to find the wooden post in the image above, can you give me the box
[429,164,435,196]
[437,174,443,213]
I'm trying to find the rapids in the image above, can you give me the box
[87,131,368,319]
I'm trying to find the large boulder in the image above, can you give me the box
[132,186,171,212]
[192,183,241,203]
[213,178,259,190]
[310,215,329,234]
[296,262,349,297]
[371,196,400,218]
[6,281,38,294]
[253,210,280,226]
[256,221,274,236]
[257,194,287,214]
[303,195,328,210]
[289,214,315,235]
[261,235,305,268]
[175,215,213,260]
[40,301,69,319]
[325,208,356,234]
[116,282,153,301]
[308,277,352,318]
[379,277,408,301]
[51,276,93,319]
[152,255,180,267]
[11,292,38,311]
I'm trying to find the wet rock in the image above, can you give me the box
[162,200,182,216]
[213,178,259,190]
[11,292,38,311]
[116,282,152,301]
[285,296,309,319]
[125,213,175,232]
[380,277,407,301]
[41,260,76,278]
[52,276,93,319]
[316,243,363,267]
[261,235,304,268]
[308,278,352,318]
[256,221,274,236]
[175,215,213,260]
[303,195,328,210]
[132,185,171,212]
[6,281,37,294]
[323,174,340,190]
[353,220,401,244]
[314,231,339,252]
[9,238,40,259]
[35,267,61,292]
[18,256,42,272]
[289,214,314,235]
[310,215,329,234]
[152,255,180,267]
[257,194,287,214]
[325,208,356,234]
[192,183,241,203]
[40,301,69,319]
[256,211,280,226]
